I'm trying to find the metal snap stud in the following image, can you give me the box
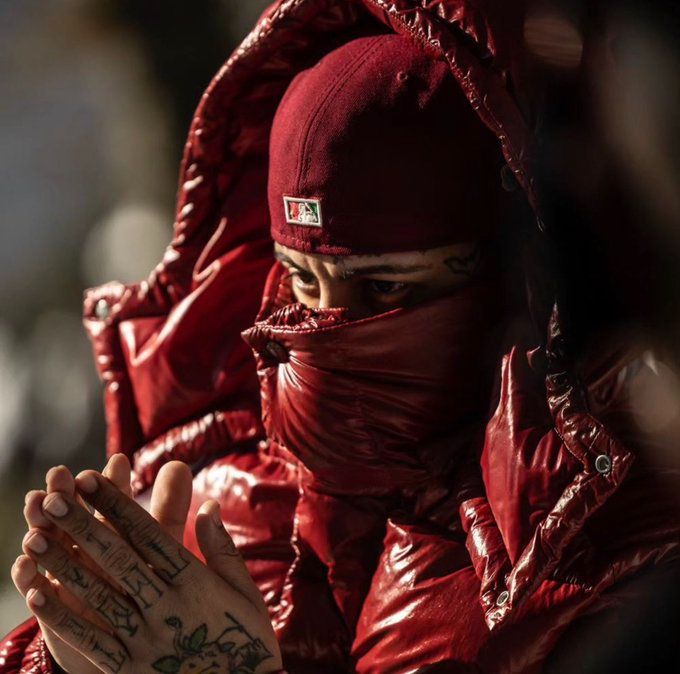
[95,299,110,320]
[496,590,510,607]
[594,454,612,475]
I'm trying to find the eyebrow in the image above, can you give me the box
[274,251,431,278]
[274,251,305,269]
[338,263,431,279]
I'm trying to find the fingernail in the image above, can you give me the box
[27,588,45,607]
[43,494,68,517]
[76,473,98,494]
[24,532,48,554]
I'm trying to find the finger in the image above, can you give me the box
[45,465,95,536]
[24,490,51,529]
[12,554,53,598]
[26,585,130,674]
[22,530,142,638]
[12,553,98,627]
[46,465,75,496]
[25,490,78,578]
[12,555,70,648]
[75,471,194,584]
[40,493,166,611]
[28,483,129,599]
[150,462,192,543]
[103,454,132,499]
[195,500,267,611]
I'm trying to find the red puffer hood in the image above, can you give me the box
[242,262,502,493]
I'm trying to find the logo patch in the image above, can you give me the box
[283,196,322,227]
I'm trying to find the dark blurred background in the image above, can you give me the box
[0,0,269,631]
[0,0,678,641]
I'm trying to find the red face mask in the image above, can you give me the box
[241,263,503,494]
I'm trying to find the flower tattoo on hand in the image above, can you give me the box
[153,614,273,674]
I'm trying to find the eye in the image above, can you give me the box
[367,280,408,296]
[290,269,318,290]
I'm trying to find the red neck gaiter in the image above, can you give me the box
[242,263,502,493]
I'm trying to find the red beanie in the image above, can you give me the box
[268,34,502,256]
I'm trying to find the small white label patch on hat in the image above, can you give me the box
[283,196,322,227]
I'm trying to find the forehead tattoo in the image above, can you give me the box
[443,242,482,277]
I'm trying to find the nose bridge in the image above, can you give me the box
[318,278,351,309]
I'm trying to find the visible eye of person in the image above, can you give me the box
[367,279,408,297]
[290,268,318,292]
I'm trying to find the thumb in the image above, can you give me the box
[195,500,267,611]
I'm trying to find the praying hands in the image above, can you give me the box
[11,455,282,674]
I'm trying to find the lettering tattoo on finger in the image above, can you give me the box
[119,561,163,609]
[102,547,163,608]
[108,499,191,582]
[94,593,138,637]
[91,639,128,674]
[107,501,136,533]
[61,560,139,636]
[57,612,128,674]
[85,579,139,636]
[66,565,89,590]
[86,530,112,556]
[144,536,191,582]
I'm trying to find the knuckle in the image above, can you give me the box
[66,510,91,537]
[49,548,72,578]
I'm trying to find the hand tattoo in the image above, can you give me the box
[152,614,273,674]
[144,535,191,582]
[57,612,128,673]
[118,561,163,609]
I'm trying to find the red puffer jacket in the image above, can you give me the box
[3,1,679,673]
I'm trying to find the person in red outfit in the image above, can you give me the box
[3,3,679,674]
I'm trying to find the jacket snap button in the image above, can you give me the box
[496,590,510,607]
[265,340,288,363]
[595,454,612,475]
[95,299,110,320]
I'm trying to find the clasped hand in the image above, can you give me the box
[11,455,282,674]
